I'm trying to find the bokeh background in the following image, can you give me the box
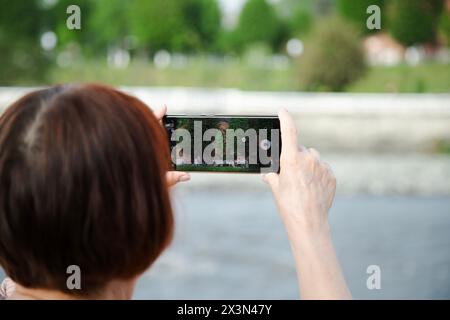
[0,0,449,299]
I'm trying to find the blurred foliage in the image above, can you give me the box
[128,0,189,52]
[439,12,450,45]
[0,0,448,90]
[347,63,450,93]
[87,0,130,51]
[52,0,96,53]
[231,0,285,52]
[337,0,385,34]
[128,0,221,53]
[387,0,444,46]
[191,0,222,50]
[290,8,314,37]
[0,0,50,84]
[297,17,367,92]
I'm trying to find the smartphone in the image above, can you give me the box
[163,115,281,173]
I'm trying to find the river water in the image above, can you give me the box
[131,187,450,300]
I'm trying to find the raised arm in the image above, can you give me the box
[263,109,351,300]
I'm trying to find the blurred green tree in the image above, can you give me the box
[128,0,221,53]
[290,8,314,37]
[52,0,94,50]
[0,0,51,84]
[269,0,315,42]
[128,0,185,52]
[337,0,385,34]
[439,11,450,46]
[387,0,444,46]
[87,0,130,51]
[297,17,366,92]
[184,0,221,50]
[233,0,283,51]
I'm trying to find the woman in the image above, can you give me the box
[0,84,351,299]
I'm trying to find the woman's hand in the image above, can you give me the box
[263,108,351,300]
[154,105,191,187]
[263,108,336,239]
[0,277,15,299]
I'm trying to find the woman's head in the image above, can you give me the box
[0,84,173,296]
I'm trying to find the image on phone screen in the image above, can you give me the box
[163,115,281,173]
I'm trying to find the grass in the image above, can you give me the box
[48,58,450,93]
[347,63,450,93]
[48,57,298,91]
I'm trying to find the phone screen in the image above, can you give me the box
[163,115,281,173]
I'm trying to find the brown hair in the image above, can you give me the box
[0,84,173,295]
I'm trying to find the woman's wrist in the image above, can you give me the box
[284,217,333,257]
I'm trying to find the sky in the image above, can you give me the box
[219,0,247,28]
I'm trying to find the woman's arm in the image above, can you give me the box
[263,109,351,300]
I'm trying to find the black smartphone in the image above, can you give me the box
[163,115,281,173]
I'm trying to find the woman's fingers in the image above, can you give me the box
[154,105,167,121]
[278,108,298,156]
[278,108,301,168]
[308,147,321,160]
[166,171,190,187]
[154,105,189,188]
